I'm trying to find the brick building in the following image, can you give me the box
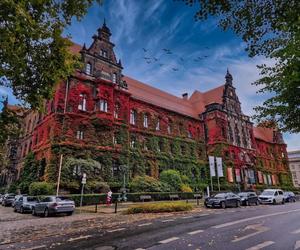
[0,22,292,191]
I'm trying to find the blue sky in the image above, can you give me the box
[1,0,299,151]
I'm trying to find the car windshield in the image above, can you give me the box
[238,192,248,197]
[261,191,275,196]
[56,197,70,202]
[213,193,226,198]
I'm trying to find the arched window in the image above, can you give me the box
[85,63,92,75]
[112,73,117,84]
[78,93,87,111]
[130,109,137,125]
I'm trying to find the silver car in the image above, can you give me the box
[32,196,75,217]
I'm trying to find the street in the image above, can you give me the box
[1,202,300,250]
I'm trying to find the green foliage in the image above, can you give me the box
[180,184,193,192]
[18,152,39,193]
[85,181,110,193]
[160,169,182,191]
[61,157,105,192]
[129,175,171,192]
[29,182,54,196]
[0,0,102,108]
[183,0,300,132]
[126,201,193,214]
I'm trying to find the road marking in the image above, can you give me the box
[159,237,179,244]
[67,235,92,242]
[232,224,269,243]
[198,213,209,216]
[23,246,46,250]
[135,248,146,250]
[291,229,300,234]
[162,219,174,223]
[294,241,300,250]
[138,222,152,227]
[213,208,300,229]
[107,228,125,233]
[181,216,194,219]
[246,241,274,250]
[187,229,204,235]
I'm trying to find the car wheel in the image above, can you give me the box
[32,208,36,216]
[13,207,17,212]
[221,201,226,209]
[273,199,276,205]
[293,198,296,203]
[236,201,241,208]
[67,212,73,216]
[282,199,285,205]
[255,200,259,206]
[20,207,24,214]
[245,200,249,206]
[44,208,49,217]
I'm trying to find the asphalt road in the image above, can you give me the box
[3,202,300,250]
[56,202,300,250]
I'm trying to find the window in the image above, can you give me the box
[78,94,87,111]
[188,130,192,138]
[85,63,92,75]
[112,73,117,84]
[76,130,84,140]
[101,49,108,58]
[130,136,136,148]
[156,119,160,131]
[143,114,148,128]
[114,103,120,118]
[100,99,108,112]
[167,125,171,134]
[130,109,137,125]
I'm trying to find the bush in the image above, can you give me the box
[129,175,170,192]
[86,181,110,193]
[180,184,193,193]
[126,201,193,214]
[29,182,55,196]
[160,169,182,191]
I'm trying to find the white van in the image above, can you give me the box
[258,189,285,205]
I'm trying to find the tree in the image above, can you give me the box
[181,0,300,132]
[0,0,102,108]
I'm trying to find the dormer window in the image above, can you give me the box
[78,94,87,111]
[85,63,92,75]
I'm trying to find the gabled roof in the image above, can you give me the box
[253,126,274,143]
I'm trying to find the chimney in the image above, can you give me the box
[182,93,188,100]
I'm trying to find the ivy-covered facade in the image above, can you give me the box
[0,22,292,191]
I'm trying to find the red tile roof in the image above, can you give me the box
[124,76,225,119]
[69,42,82,55]
[253,126,274,143]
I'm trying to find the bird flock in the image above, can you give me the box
[142,47,212,72]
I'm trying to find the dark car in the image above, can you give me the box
[14,196,39,213]
[2,195,15,207]
[204,192,241,209]
[283,192,296,202]
[32,196,75,217]
[238,192,259,206]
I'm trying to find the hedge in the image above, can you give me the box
[126,201,193,214]
[62,192,202,206]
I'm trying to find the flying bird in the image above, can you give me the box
[153,57,159,62]
[143,57,151,60]
[172,68,179,71]
[180,57,184,62]
[159,63,164,67]
[142,48,148,52]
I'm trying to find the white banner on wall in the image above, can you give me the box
[216,157,224,177]
[209,156,216,177]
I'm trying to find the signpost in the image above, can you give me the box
[80,173,87,212]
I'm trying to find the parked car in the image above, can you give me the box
[0,194,3,203]
[2,195,16,207]
[204,192,241,209]
[32,196,75,217]
[14,196,39,213]
[283,191,296,202]
[12,195,24,208]
[238,192,259,206]
[258,189,285,205]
